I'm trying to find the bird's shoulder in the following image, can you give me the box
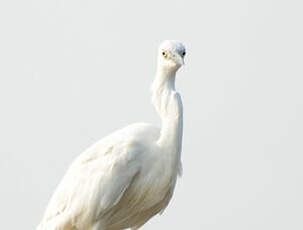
[73,122,160,166]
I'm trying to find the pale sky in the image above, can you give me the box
[0,0,303,229]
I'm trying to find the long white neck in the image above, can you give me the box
[151,66,183,157]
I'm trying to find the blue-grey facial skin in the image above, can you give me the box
[1,0,303,229]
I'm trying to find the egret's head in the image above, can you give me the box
[158,40,186,72]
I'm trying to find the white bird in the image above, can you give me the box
[37,40,186,230]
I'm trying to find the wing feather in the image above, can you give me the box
[38,139,142,230]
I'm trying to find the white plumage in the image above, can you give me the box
[37,40,186,230]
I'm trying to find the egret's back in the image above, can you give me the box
[37,123,161,230]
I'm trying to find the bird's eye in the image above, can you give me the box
[182,51,186,56]
[162,51,168,58]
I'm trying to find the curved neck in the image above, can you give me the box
[151,66,183,155]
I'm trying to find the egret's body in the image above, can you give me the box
[37,40,186,230]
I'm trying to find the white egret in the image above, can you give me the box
[37,40,186,230]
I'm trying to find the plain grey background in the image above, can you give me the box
[1,0,303,229]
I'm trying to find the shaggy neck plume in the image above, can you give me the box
[151,65,183,157]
